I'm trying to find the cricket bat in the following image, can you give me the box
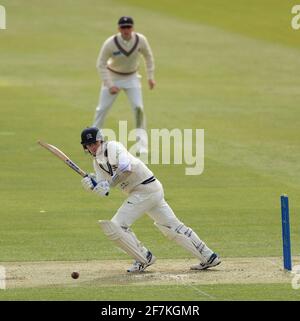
[37,140,98,187]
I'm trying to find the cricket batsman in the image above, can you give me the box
[80,127,221,272]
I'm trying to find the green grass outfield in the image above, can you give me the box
[2,284,300,301]
[0,0,300,300]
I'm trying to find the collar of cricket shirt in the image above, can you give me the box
[114,33,139,57]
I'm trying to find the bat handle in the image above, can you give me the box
[85,175,109,196]
[90,177,98,188]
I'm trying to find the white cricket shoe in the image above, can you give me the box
[190,253,221,271]
[127,251,156,273]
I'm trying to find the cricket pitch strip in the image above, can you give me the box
[1,257,298,289]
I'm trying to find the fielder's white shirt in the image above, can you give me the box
[93,141,154,194]
[96,32,155,88]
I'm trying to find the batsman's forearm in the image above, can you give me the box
[110,171,131,187]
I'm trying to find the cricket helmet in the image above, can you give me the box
[80,127,104,150]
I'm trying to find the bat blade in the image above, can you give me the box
[38,140,87,178]
[37,140,107,193]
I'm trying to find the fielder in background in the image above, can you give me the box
[80,127,221,272]
[93,16,155,155]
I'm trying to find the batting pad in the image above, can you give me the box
[98,220,148,264]
[154,222,207,261]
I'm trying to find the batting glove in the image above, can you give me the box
[93,180,110,197]
[81,176,95,191]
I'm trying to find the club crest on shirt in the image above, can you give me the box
[113,51,122,56]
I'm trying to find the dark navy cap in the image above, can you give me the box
[118,16,134,27]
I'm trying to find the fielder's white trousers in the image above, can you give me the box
[93,73,148,152]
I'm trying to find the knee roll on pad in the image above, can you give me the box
[99,220,148,264]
